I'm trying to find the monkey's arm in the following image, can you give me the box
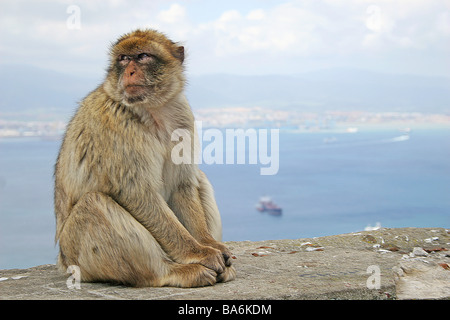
[168,184,233,267]
[124,192,227,273]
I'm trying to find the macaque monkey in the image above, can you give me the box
[54,29,236,287]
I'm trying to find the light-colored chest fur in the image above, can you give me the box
[61,93,197,206]
[112,94,196,203]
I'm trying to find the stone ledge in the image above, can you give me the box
[0,228,449,300]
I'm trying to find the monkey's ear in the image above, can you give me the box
[173,46,184,63]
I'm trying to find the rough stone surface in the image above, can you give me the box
[0,228,448,300]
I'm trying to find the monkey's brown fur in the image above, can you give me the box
[54,29,235,287]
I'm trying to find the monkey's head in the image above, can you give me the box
[104,29,185,109]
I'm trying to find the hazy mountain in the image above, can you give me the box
[0,64,449,121]
[0,65,102,120]
[186,69,450,113]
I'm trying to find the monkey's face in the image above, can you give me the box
[104,29,185,108]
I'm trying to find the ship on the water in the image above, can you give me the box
[256,196,282,216]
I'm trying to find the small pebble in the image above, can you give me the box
[412,247,429,257]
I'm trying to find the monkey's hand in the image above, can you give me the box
[185,245,227,274]
[203,241,233,268]
[196,243,236,282]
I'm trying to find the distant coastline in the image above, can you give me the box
[1,109,449,139]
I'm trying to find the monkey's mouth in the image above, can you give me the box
[124,85,148,98]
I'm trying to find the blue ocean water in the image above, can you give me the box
[0,128,449,269]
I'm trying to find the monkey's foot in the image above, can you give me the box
[163,263,217,288]
[217,265,236,283]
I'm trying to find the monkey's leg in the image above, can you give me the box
[169,182,231,260]
[197,171,236,283]
[169,171,236,283]
[197,170,223,241]
[57,192,217,288]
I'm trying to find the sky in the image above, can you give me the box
[0,0,449,78]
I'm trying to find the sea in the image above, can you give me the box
[0,127,449,269]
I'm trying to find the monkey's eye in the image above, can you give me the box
[118,55,131,63]
[137,53,154,63]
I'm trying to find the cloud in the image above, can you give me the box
[0,0,449,76]
[157,4,187,24]
[207,5,328,56]
[153,0,450,61]
[154,3,193,40]
[365,5,395,33]
[155,3,331,57]
[360,2,445,50]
